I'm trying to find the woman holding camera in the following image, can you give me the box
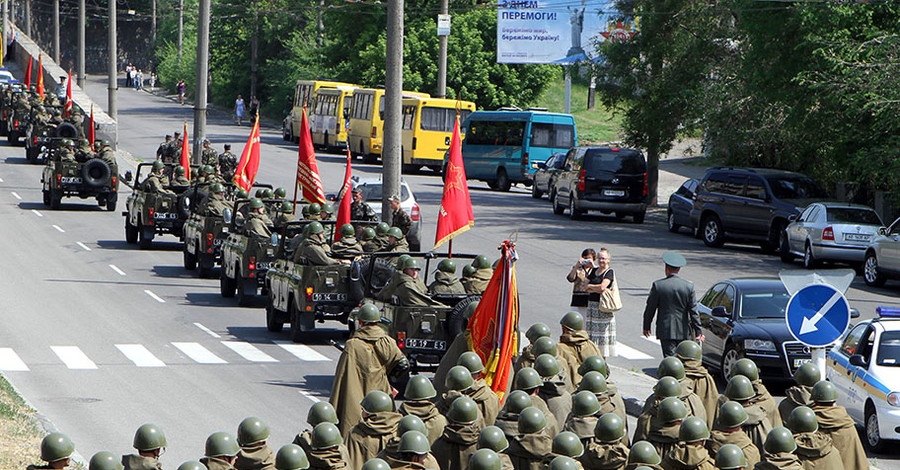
[566,248,597,315]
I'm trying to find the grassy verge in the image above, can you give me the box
[533,74,623,144]
[0,373,44,468]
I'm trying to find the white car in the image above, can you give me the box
[352,177,422,251]
[864,216,900,288]
[782,202,883,269]
[826,307,900,452]
[0,68,14,84]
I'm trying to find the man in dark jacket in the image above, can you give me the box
[642,252,702,357]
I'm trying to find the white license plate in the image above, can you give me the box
[154,212,176,219]
[256,262,271,270]
[844,233,870,241]
[794,358,811,368]
[603,189,625,197]
[311,292,348,302]
[60,176,82,184]
[405,338,447,350]
[213,239,223,246]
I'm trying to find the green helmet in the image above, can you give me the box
[504,390,533,414]
[560,311,584,331]
[340,224,355,237]
[398,415,427,436]
[360,227,376,241]
[794,363,821,387]
[534,353,560,379]
[62,138,74,147]
[811,381,838,403]
[518,407,547,434]
[311,423,343,450]
[274,187,287,198]
[249,198,265,210]
[478,426,509,452]
[532,337,558,357]
[238,416,270,446]
[361,459,390,470]
[717,401,748,428]
[628,441,662,465]
[152,160,165,170]
[176,461,206,470]
[402,258,421,270]
[307,402,339,426]
[308,203,322,214]
[282,201,295,213]
[464,300,479,320]
[307,221,325,235]
[657,397,689,424]
[675,340,702,362]
[594,413,626,443]
[571,390,601,417]
[578,355,609,378]
[301,205,311,217]
[552,432,584,458]
[398,431,430,455]
[395,254,412,269]
[515,367,543,391]
[473,255,491,269]
[41,432,75,462]
[262,188,274,198]
[375,222,390,235]
[653,376,682,399]
[446,365,474,391]
[525,323,552,344]
[788,406,818,434]
[255,189,266,198]
[357,303,381,323]
[468,449,501,470]
[730,358,760,381]
[321,202,334,214]
[463,264,477,277]
[275,444,310,470]
[578,371,608,395]
[211,183,224,193]
[679,416,710,443]
[458,351,485,374]
[548,456,579,470]
[437,259,456,274]
[715,444,748,470]
[361,390,394,413]
[175,165,186,176]
[724,376,755,401]
[238,189,249,199]
[201,165,213,175]
[448,396,479,425]
[388,227,403,239]
[764,427,797,454]
[133,423,167,451]
[78,137,89,146]
[205,431,240,458]
[657,357,686,381]
[89,451,124,470]
[404,375,437,400]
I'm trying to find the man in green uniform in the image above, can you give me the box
[428,259,466,295]
[96,140,118,177]
[171,166,191,188]
[514,338,574,391]
[201,138,219,170]
[350,188,377,222]
[123,423,167,470]
[676,340,718,425]
[626,441,663,470]
[319,202,335,221]
[156,134,172,160]
[533,354,572,428]
[755,427,802,470]
[391,258,444,307]
[438,366,484,423]
[378,415,427,462]
[714,445,747,470]
[360,227,379,252]
[294,221,346,265]
[306,203,322,221]
[777,363,818,425]
[548,432,584,462]
[274,444,310,470]
[379,227,410,254]
[90,452,124,470]
[728,359,780,428]
[274,201,297,229]
[557,311,602,384]
[642,251,702,357]
[400,376,447,445]
[809,381,867,470]
[642,396,688,458]
[373,222,391,249]
[65,106,85,130]
[477,427,513,470]
[57,138,77,162]
[707,401,760,469]
[346,391,403,470]
[161,131,182,164]
[581,413,629,470]
[388,196,412,236]
[307,423,351,470]
[462,256,493,294]
[457,352,501,426]
[201,432,241,470]
[564,390,601,442]
[432,396,483,470]
[720,376,771,454]
[219,144,238,182]
[788,406,843,469]
[74,137,93,162]
[660,417,717,470]
[29,432,75,470]
[379,430,440,470]
[505,407,553,470]
[243,198,273,239]
[514,367,560,436]
[294,402,340,456]
[332,224,363,258]
[235,416,276,470]
[143,160,175,195]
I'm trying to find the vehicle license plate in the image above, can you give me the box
[603,189,625,197]
[793,358,811,368]
[844,233,870,242]
[60,176,82,184]
[154,212,176,219]
[405,338,447,350]
[256,262,271,270]
[311,292,347,302]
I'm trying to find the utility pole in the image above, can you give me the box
[77,0,85,87]
[151,0,156,50]
[381,0,403,221]
[250,0,258,98]
[192,0,210,161]
[177,0,183,62]
[53,0,59,62]
[436,0,448,98]
[23,0,29,36]
[564,67,571,113]
[108,0,117,121]
[1,0,6,69]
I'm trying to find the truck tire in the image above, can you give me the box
[8,130,19,145]
[50,188,62,210]
[139,225,154,250]
[447,295,481,338]
[198,254,215,278]
[42,190,50,206]
[220,266,237,297]
[82,159,111,187]
[183,246,198,270]
[236,276,255,306]
[56,122,79,139]
[266,297,285,333]
[125,219,138,244]
[105,192,118,212]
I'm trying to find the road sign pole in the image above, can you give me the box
[812,347,826,381]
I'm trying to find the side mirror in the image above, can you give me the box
[849,354,868,368]
[124,171,133,183]
[788,214,798,222]
[850,308,860,319]
[711,306,729,318]
[879,227,887,236]
[223,208,233,225]
[537,162,547,170]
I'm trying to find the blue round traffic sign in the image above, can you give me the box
[785,284,851,347]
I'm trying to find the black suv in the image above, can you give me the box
[550,147,648,223]
[690,167,827,249]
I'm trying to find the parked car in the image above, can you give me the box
[826,306,900,451]
[353,177,422,251]
[781,202,883,269]
[667,178,699,234]
[550,146,648,223]
[690,167,828,250]
[531,152,566,199]
[864,216,900,287]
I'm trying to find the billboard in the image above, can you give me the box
[496,0,635,64]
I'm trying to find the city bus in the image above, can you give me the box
[401,97,475,173]
[459,109,577,191]
[348,88,429,163]
[309,85,358,150]
[283,80,356,143]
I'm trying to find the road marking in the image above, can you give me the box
[274,342,331,362]
[115,344,166,367]
[172,342,227,364]
[50,346,98,369]
[642,336,661,345]
[222,341,278,362]
[0,177,4,182]
[615,342,655,361]
[109,264,126,276]
[10,191,20,200]
[299,391,321,403]
[76,242,92,251]
[32,209,43,217]
[52,225,65,233]
[144,290,165,303]
[0,348,29,371]
[194,322,221,338]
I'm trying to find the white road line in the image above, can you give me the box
[193,322,221,338]
[172,342,227,364]
[0,177,4,182]
[10,191,20,200]
[144,290,165,303]
[76,242,92,251]
[274,342,331,362]
[0,348,29,371]
[32,209,43,217]
[615,342,655,361]
[115,344,166,367]
[50,346,98,369]
[109,264,126,276]
[52,225,65,233]
[222,341,278,362]
[299,391,321,403]
[642,336,661,345]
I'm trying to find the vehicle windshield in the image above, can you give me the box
[765,176,826,200]
[877,332,900,367]
[357,183,410,203]
[826,208,882,225]
[739,285,790,318]
[584,150,646,175]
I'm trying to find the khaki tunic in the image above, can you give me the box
[580,441,629,470]
[505,430,553,470]
[707,429,761,469]
[563,414,598,440]
[431,421,482,470]
[812,405,868,470]
[742,403,774,456]
[634,390,707,444]
[660,444,717,470]
[393,273,444,307]
[378,447,440,470]
[307,445,351,470]
[346,411,403,470]
[778,386,813,425]
[753,451,803,470]
[200,457,237,470]
[538,378,572,428]
[205,193,229,217]
[557,330,602,384]
[235,445,276,470]
[428,271,466,295]
[647,421,681,460]
[462,269,492,294]
[751,380,782,428]
[121,454,162,470]
[530,395,560,437]
[794,431,844,470]
[243,213,272,239]
[379,272,406,302]
[294,237,340,265]
[143,173,174,195]
[332,236,363,257]
[682,359,718,425]
[400,400,448,445]
[468,379,501,426]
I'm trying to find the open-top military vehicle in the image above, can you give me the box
[122,162,192,249]
[182,181,236,278]
[41,142,118,211]
[25,106,79,163]
[220,196,280,306]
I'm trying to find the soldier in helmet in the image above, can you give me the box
[160,131,181,164]
[171,165,191,188]
[719,376,771,454]
[515,338,574,391]
[73,137,91,161]
[377,255,413,302]
[548,432,584,463]
[462,255,493,294]
[534,353,572,427]
[657,357,707,417]
[219,144,237,182]
[578,356,628,425]
[65,106,85,130]
[307,423,351,470]
[350,187,377,222]
[505,407,553,470]
[432,395,484,469]
[514,323,551,375]
[143,160,176,196]
[319,202,335,221]
[275,444,310,470]
[457,352,501,426]
[377,416,425,461]
[428,259,465,295]
[514,367,560,436]
[346,391,403,469]
[493,390,533,438]
[557,311,602,384]
[438,366,485,424]
[201,139,219,170]
[201,183,229,217]
[294,402,341,455]
[724,359,780,428]
[388,196,412,236]
[660,416,716,470]
[332,224,363,258]
[564,390,601,442]
[89,451,124,470]
[201,432,241,470]
[581,413,629,469]
[714,445,748,470]
[96,140,118,175]
[243,198,273,239]
[643,397,688,458]
[399,376,447,444]
[306,203,323,221]
[477,427,513,470]
[235,417,276,470]
[391,258,444,307]
[30,432,75,469]
[756,427,801,470]
[273,187,287,200]
[274,201,297,229]
[373,222,391,249]
[293,221,346,265]
[123,423,167,470]
[360,227,379,252]
[626,441,663,470]
[156,134,173,160]
[778,363,819,425]
[809,381,866,470]
[676,340,718,425]
[330,303,408,438]
[381,430,440,470]
[57,138,77,162]
[788,406,842,469]
[707,401,760,469]
[634,374,705,443]
[378,227,409,254]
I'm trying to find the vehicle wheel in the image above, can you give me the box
[125,220,138,244]
[701,215,725,248]
[266,296,284,333]
[49,189,62,210]
[447,295,482,338]
[864,252,886,287]
[531,183,543,199]
[290,301,307,343]
[105,193,118,212]
[8,130,19,145]
[552,192,566,215]
[779,230,794,263]
[236,276,255,306]
[198,256,214,278]
[803,243,818,269]
[720,345,742,381]
[496,169,511,192]
[401,163,418,174]
[866,403,889,453]
[569,194,582,220]
[632,211,646,224]
[183,246,197,270]
[138,226,154,250]
[42,190,50,206]
[220,266,237,298]
[667,211,680,233]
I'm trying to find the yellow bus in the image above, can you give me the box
[283,80,355,143]
[348,88,430,163]
[401,97,476,173]
[309,85,358,150]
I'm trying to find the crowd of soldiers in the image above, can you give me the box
[2,82,86,133]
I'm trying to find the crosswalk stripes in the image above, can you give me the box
[221,341,278,363]
[642,336,662,345]
[614,342,655,360]
[116,344,166,367]
[51,346,98,369]
[0,348,29,371]
[274,341,331,362]
[172,342,228,364]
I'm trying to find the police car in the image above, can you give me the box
[826,306,900,452]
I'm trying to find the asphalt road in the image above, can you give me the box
[0,76,898,466]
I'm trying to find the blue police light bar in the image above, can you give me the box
[876,306,900,318]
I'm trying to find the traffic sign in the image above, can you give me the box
[785,284,851,347]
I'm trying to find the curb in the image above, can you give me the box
[609,364,655,418]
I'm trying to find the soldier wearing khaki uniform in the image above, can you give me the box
[707,402,761,469]
[123,423,167,470]
[400,376,447,445]
[235,417,276,470]
[809,382,867,470]
[346,391,403,470]
[294,222,344,266]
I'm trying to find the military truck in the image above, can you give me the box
[122,163,191,249]
[0,83,22,137]
[41,143,118,211]
[25,108,78,163]
[182,182,235,278]
[220,197,280,306]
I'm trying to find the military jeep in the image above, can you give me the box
[181,181,237,278]
[41,145,118,211]
[122,162,191,249]
[220,197,280,306]
[25,108,78,163]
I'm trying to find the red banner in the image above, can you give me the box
[334,149,353,242]
[24,57,32,88]
[434,116,474,249]
[295,109,326,204]
[88,105,95,145]
[234,119,261,191]
[63,70,72,117]
[36,55,44,99]
[179,123,191,179]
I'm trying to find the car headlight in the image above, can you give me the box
[744,339,776,352]
[888,392,900,407]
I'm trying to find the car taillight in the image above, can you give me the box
[578,169,586,192]
[823,227,834,241]
[112,176,117,187]
[643,172,648,197]
[397,331,406,349]
[371,126,377,138]
[411,203,420,221]
[306,286,314,302]
[14,120,18,127]
[32,136,37,143]
[148,207,154,225]
[521,151,529,167]
[249,256,256,271]
[206,233,214,250]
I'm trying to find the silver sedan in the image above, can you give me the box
[781,202,883,269]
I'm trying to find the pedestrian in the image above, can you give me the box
[129,67,137,90]
[235,94,245,125]
[150,72,157,88]
[585,247,621,356]
[250,95,260,125]
[177,80,186,105]
[565,248,596,316]
[642,251,703,357]
[125,63,133,87]
[135,69,143,90]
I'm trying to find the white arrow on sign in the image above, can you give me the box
[799,290,842,335]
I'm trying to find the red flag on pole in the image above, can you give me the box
[234,119,262,191]
[295,109,326,204]
[334,149,353,243]
[63,70,73,117]
[179,122,191,179]
[24,57,32,88]
[434,116,474,249]
[88,105,95,145]
[36,54,44,99]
